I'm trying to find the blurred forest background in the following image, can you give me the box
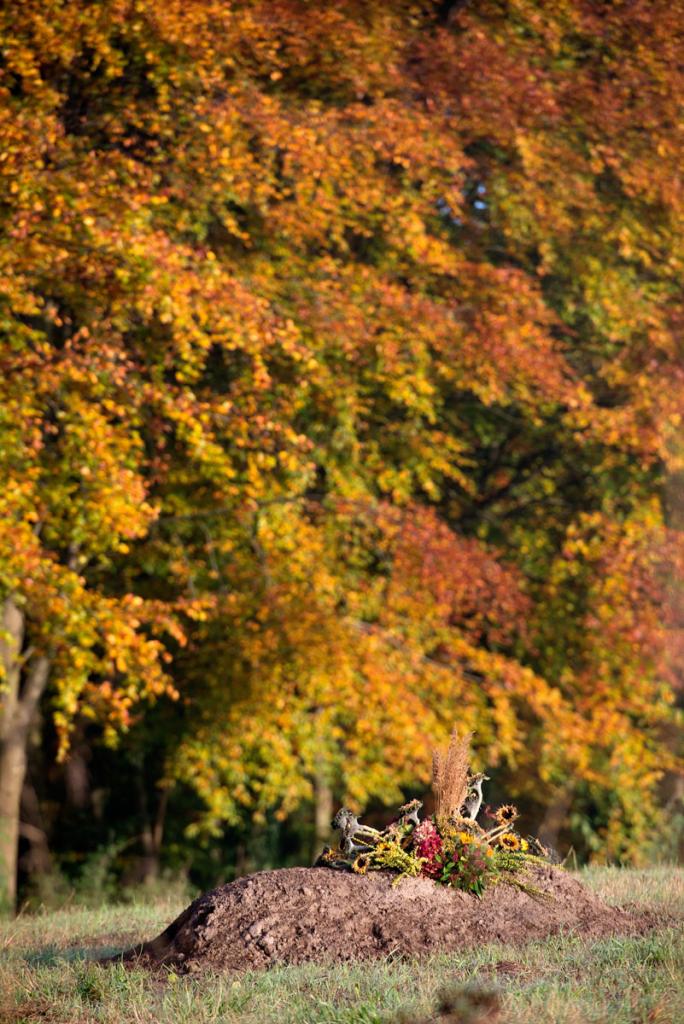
[1,0,683,914]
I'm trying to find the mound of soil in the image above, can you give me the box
[115,864,658,973]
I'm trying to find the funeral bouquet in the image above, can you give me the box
[317,732,553,897]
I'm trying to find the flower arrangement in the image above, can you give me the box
[318,731,553,897]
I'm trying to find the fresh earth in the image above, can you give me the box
[116,864,660,973]
[1,866,682,1023]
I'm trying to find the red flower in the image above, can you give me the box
[413,819,444,877]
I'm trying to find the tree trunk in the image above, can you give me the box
[233,841,247,879]
[0,733,27,913]
[311,704,334,861]
[19,779,53,879]
[64,736,91,810]
[537,785,574,857]
[313,768,333,861]
[137,784,169,885]
[0,596,50,914]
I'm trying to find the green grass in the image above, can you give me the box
[1,867,682,1024]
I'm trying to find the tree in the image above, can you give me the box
[1,0,682,909]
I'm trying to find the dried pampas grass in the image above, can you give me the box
[432,729,472,820]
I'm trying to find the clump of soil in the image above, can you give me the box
[113,864,658,974]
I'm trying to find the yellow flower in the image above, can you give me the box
[486,847,494,858]
[352,853,370,875]
[457,832,474,845]
[521,839,529,852]
[499,832,521,852]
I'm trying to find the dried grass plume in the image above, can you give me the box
[432,729,472,820]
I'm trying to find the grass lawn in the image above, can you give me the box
[0,866,682,1024]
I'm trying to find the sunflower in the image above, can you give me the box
[495,804,519,826]
[499,832,521,851]
[352,853,371,875]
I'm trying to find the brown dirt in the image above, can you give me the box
[113,865,659,974]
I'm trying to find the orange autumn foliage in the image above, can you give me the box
[0,0,682,878]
